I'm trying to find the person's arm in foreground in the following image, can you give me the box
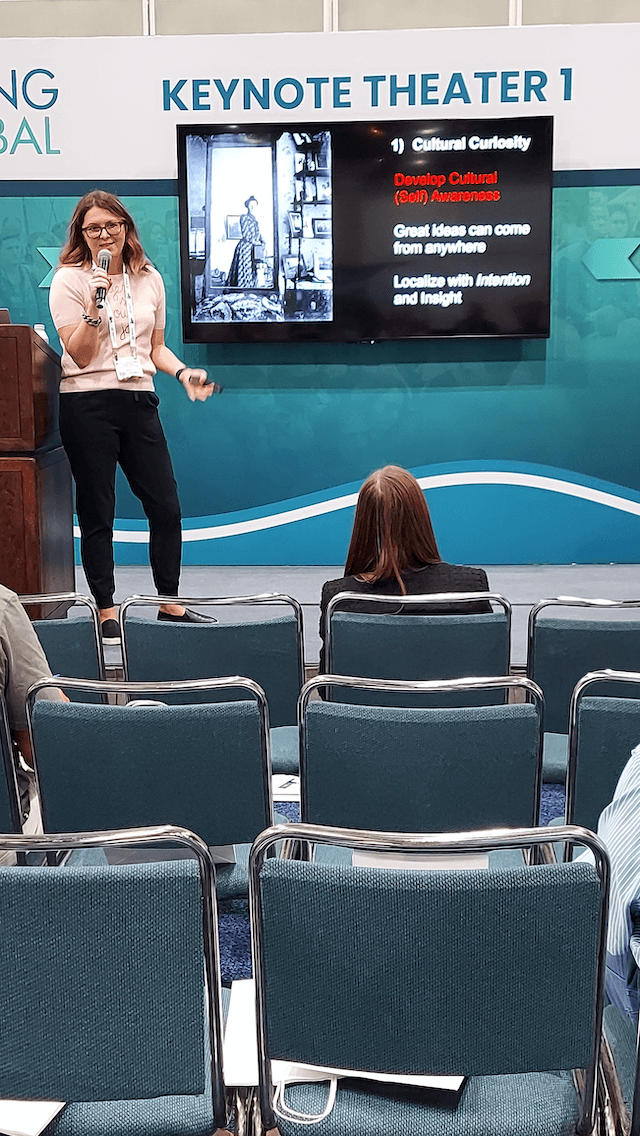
[0,594,68,768]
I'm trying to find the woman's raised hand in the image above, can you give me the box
[178,367,216,402]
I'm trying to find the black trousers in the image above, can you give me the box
[59,390,182,609]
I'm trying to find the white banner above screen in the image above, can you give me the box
[0,22,638,180]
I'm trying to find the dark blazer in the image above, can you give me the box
[319,562,491,672]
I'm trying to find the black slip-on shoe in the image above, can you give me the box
[100,618,121,645]
[157,609,217,624]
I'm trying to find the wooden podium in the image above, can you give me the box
[0,325,74,605]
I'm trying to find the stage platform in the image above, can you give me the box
[75,563,640,669]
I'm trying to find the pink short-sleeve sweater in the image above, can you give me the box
[49,263,166,392]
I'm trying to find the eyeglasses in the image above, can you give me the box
[82,221,125,238]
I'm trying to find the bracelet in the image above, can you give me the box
[175,367,187,383]
[82,312,101,327]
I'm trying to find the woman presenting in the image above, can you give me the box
[49,190,216,644]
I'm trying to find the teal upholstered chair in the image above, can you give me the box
[565,670,640,834]
[0,824,227,1134]
[120,593,304,773]
[26,676,272,898]
[527,597,640,784]
[325,591,511,707]
[299,675,544,834]
[570,672,640,1136]
[20,592,105,699]
[249,822,610,1136]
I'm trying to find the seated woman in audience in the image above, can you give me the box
[319,465,491,671]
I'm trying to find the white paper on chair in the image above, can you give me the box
[0,1100,65,1136]
[271,775,300,801]
[351,850,489,871]
[272,1060,464,1092]
[224,979,260,1087]
[223,979,463,1093]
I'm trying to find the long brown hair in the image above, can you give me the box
[58,190,150,273]
[344,466,441,591]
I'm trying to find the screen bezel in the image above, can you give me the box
[177,117,553,345]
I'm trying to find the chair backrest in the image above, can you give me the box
[0,694,21,831]
[121,593,304,726]
[0,824,225,1126]
[325,592,511,706]
[250,822,609,1135]
[567,670,640,833]
[26,676,272,847]
[528,597,640,734]
[299,675,543,830]
[20,592,104,701]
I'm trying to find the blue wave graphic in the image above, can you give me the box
[92,461,640,565]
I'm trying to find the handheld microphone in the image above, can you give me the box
[95,248,112,308]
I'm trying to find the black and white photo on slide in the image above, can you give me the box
[184,128,333,324]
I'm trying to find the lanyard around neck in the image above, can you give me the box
[103,265,137,361]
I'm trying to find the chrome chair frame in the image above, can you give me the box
[325,590,512,678]
[25,675,273,833]
[527,595,640,677]
[567,667,640,827]
[119,593,304,689]
[0,823,227,1129]
[298,673,545,828]
[249,821,610,1136]
[19,591,105,680]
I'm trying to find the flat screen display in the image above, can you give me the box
[177,115,552,343]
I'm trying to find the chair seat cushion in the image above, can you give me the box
[542,734,568,784]
[271,726,299,775]
[50,1088,215,1136]
[274,1069,580,1136]
[217,842,250,901]
[216,811,290,901]
[50,997,219,1136]
[312,845,523,869]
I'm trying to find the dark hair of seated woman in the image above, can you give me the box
[344,464,442,591]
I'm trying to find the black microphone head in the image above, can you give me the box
[97,248,112,271]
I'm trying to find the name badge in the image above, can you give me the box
[115,355,145,382]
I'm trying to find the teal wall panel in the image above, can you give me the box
[2,181,640,564]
